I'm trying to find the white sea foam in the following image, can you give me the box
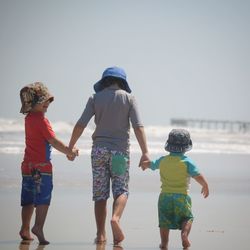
[0,118,24,132]
[0,118,250,155]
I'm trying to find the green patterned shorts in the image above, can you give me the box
[158,193,194,230]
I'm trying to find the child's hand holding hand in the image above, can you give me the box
[140,160,151,171]
[73,147,79,156]
[67,147,79,161]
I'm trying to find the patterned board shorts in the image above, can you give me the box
[91,146,130,201]
[158,193,194,230]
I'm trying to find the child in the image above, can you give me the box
[19,82,78,245]
[140,129,209,249]
[68,66,149,246]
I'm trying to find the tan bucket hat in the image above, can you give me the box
[20,82,54,114]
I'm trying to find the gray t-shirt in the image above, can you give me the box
[77,85,143,153]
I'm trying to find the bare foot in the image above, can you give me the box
[19,229,34,241]
[94,230,106,244]
[159,243,168,249]
[110,219,125,245]
[31,226,50,245]
[181,233,191,249]
[94,237,107,244]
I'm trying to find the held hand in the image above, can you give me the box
[67,154,75,161]
[73,147,79,157]
[140,160,151,171]
[67,148,79,161]
[138,152,150,167]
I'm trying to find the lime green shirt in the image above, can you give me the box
[150,153,200,195]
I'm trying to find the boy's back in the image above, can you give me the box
[24,112,55,163]
[78,85,143,152]
[152,153,200,195]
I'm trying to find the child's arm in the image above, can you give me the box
[48,137,78,158]
[140,157,164,171]
[68,123,85,149]
[193,174,209,198]
[133,126,150,166]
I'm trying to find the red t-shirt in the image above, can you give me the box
[22,112,55,174]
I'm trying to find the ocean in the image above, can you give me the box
[1,118,250,155]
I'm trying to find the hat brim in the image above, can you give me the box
[20,96,54,114]
[37,95,54,104]
[165,143,192,153]
[94,78,131,93]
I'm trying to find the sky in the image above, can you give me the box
[0,0,249,126]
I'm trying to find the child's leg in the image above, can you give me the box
[110,194,127,245]
[159,227,169,249]
[91,147,110,243]
[181,220,192,249]
[31,205,49,245]
[20,204,34,240]
[94,200,107,243]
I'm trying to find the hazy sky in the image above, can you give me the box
[1,0,249,125]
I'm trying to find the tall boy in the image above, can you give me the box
[68,67,149,246]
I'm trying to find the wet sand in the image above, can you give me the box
[0,153,250,250]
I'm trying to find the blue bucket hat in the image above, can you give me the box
[165,129,193,153]
[93,66,131,93]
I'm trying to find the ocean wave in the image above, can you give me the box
[0,118,250,155]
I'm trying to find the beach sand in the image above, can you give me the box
[0,153,250,250]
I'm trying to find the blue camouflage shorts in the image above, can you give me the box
[91,146,130,201]
[21,172,53,206]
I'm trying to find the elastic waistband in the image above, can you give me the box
[21,161,53,175]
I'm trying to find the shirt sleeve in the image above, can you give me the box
[77,96,95,127]
[41,117,55,140]
[150,156,165,170]
[129,95,144,128]
[185,156,200,177]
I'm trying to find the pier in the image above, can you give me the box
[170,118,250,133]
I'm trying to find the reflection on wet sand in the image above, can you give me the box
[95,242,123,250]
[19,240,46,250]
[19,240,124,250]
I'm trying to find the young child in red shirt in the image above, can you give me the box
[19,82,78,245]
